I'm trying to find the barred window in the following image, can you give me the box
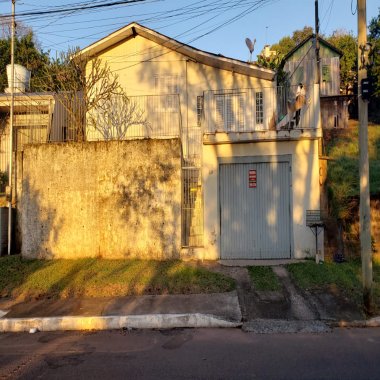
[214,93,244,132]
[197,96,203,127]
[255,91,263,125]
[154,75,180,111]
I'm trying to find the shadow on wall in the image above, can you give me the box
[116,141,182,259]
[21,174,64,259]
[19,140,182,260]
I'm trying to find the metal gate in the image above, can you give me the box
[220,160,291,259]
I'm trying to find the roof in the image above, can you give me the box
[282,34,343,62]
[80,22,275,81]
[0,92,55,112]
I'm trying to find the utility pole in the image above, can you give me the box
[8,0,15,255]
[357,0,372,312]
[315,0,321,85]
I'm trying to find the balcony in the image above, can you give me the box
[201,84,322,144]
[86,94,182,141]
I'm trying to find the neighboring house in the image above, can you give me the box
[78,22,323,261]
[0,92,73,173]
[282,34,349,129]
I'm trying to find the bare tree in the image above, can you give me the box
[87,92,150,140]
[38,48,122,141]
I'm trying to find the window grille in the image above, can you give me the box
[214,92,245,131]
[182,167,203,247]
[255,91,264,125]
[182,126,203,247]
[154,75,180,111]
[197,95,203,127]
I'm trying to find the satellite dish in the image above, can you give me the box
[245,38,255,53]
[245,37,256,62]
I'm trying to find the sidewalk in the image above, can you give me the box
[0,263,379,333]
[0,291,242,332]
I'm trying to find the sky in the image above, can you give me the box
[0,0,379,61]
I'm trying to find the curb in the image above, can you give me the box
[242,319,331,334]
[328,316,380,328]
[0,313,242,332]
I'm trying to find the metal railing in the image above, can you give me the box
[0,93,182,173]
[202,84,318,133]
[182,126,203,247]
[86,94,181,141]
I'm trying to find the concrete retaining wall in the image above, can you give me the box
[18,139,182,259]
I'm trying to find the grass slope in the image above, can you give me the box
[248,266,281,291]
[286,256,380,312]
[326,125,380,197]
[0,256,235,300]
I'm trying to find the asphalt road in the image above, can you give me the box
[0,328,379,380]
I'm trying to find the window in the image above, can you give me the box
[154,75,180,111]
[322,65,331,82]
[214,93,244,132]
[295,66,304,84]
[154,75,179,94]
[255,92,264,125]
[197,96,203,127]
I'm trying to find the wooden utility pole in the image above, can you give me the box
[315,0,321,85]
[8,0,15,255]
[357,0,372,312]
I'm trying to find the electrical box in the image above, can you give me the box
[361,78,372,101]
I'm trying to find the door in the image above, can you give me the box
[220,161,291,259]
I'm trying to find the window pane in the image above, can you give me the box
[255,92,263,124]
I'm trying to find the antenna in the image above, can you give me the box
[245,37,256,62]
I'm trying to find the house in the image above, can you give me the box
[0,91,77,175]
[75,22,323,261]
[282,34,350,129]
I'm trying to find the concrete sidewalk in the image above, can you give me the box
[0,291,242,332]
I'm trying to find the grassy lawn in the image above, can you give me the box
[248,266,281,291]
[0,256,235,300]
[286,256,380,312]
[326,125,380,196]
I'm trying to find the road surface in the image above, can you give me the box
[0,328,379,379]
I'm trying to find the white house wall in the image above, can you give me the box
[202,139,321,260]
[86,34,275,140]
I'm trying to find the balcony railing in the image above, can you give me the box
[202,84,320,134]
[86,94,181,141]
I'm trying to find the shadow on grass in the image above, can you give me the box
[0,256,235,301]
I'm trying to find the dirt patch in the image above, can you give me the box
[306,287,365,321]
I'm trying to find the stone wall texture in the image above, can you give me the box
[18,139,182,259]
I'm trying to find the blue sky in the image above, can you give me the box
[0,0,379,60]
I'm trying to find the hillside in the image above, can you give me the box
[325,124,380,197]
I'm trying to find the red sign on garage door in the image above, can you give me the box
[249,169,256,188]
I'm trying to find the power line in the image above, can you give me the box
[0,0,154,19]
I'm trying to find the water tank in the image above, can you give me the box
[6,64,31,92]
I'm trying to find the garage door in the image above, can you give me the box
[220,161,291,259]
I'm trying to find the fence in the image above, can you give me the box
[86,94,181,141]
[202,85,317,133]
[182,126,203,247]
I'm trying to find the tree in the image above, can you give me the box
[87,93,150,140]
[270,26,314,60]
[256,51,282,70]
[368,8,380,97]
[327,30,357,94]
[37,48,148,141]
[0,31,50,92]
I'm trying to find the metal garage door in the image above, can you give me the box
[220,161,291,259]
